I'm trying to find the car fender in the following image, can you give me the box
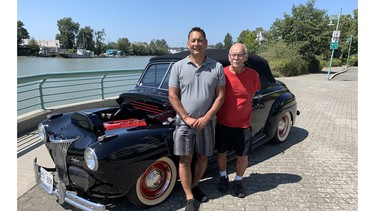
[86,126,176,195]
[266,92,297,138]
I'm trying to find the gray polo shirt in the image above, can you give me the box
[169,56,225,119]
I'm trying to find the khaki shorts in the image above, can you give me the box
[173,118,216,156]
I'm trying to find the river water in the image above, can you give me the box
[17,56,153,115]
[17,56,153,76]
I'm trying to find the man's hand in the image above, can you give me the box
[192,116,209,131]
[183,116,197,128]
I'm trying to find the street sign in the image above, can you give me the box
[330,42,338,49]
[330,30,340,49]
[331,37,339,43]
[332,30,341,38]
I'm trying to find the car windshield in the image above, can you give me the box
[138,63,171,89]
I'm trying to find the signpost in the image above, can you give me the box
[327,8,342,80]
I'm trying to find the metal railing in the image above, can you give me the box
[17,68,144,115]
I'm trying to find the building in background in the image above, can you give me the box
[22,39,60,56]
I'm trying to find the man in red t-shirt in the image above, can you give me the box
[215,43,261,198]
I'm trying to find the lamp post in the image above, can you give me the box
[346,35,353,66]
[327,8,342,80]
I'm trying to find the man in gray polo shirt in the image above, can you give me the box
[169,27,225,211]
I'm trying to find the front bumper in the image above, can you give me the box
[33,158,105,211]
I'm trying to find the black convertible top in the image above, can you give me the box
[150,49,275,86]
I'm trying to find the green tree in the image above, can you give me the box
[131,42,148,55]
[149,40,156,54]
[56,17,80,49]
[117,38,131,55]
[17,20,29,46]
[237,30,257,53]
[105,42,118,50]
[223,33,233,50]
[214,42,224,49]
[76,26,95,50]
[154,39,169,55]
[94,29,106,55]
[28,38,40,56]
[268,0,330,72]
[337,9,358,63]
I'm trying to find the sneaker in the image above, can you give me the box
[185,199,197,211]
[233,180,245,198]
[218,176,229,193]
[192,186,208,202]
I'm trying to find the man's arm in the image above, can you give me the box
[193,85,225,130]
[168,86,196,126]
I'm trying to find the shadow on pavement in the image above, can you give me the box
[249,126,308,167]
[197,126,308,196]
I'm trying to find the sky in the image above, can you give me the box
[16,0,358,47]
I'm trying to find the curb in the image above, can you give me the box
[329,65,348,80]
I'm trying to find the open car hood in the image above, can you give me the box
[116,90,169,107]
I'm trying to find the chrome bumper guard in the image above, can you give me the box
[33,158,105,211]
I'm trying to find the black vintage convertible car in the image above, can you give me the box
[34,49,299,210]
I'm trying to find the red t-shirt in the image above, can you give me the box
[217,66,261,128]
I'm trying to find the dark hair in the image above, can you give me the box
[188,27,207,40]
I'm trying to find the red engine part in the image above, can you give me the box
[104,119,147,130]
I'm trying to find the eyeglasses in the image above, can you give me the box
[229,53,246,59]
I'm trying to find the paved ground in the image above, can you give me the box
[17,67,358,211]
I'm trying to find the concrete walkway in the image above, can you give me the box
[17,130,54,198]
[17,66,358,210]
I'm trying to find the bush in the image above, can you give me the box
[348,54,358,66]
[319,60,330,69]
[259,41,308,77]
[269,58,308,77]
[319,58,343,70]
[307,57,320,73]
[331,58,342,67]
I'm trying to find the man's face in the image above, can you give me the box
[187,31,207,55]
[228,44,247,68]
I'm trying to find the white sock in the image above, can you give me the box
[234,175,242,181]
[219,170,227,178]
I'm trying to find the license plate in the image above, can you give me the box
[40,167,53,193]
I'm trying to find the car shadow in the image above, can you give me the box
[81,126,308,210]
[249,125,309,167]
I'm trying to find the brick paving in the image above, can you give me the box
[17,67,358,211]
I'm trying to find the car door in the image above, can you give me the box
[251,84,278,139]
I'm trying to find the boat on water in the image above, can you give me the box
[102,49,127,58]
[36,53,57,57]
[58,48,93,58]
[36,49,57,57]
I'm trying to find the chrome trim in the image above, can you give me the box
[49,134,78,143]
[33,158,105,211]
[97,134,118,142]
[50,141,72,185]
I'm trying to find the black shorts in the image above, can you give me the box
[215,123,252,156]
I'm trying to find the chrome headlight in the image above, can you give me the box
[84,148,98,171]
[38,123,47,142]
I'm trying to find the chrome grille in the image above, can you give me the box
[50,141,73,185]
